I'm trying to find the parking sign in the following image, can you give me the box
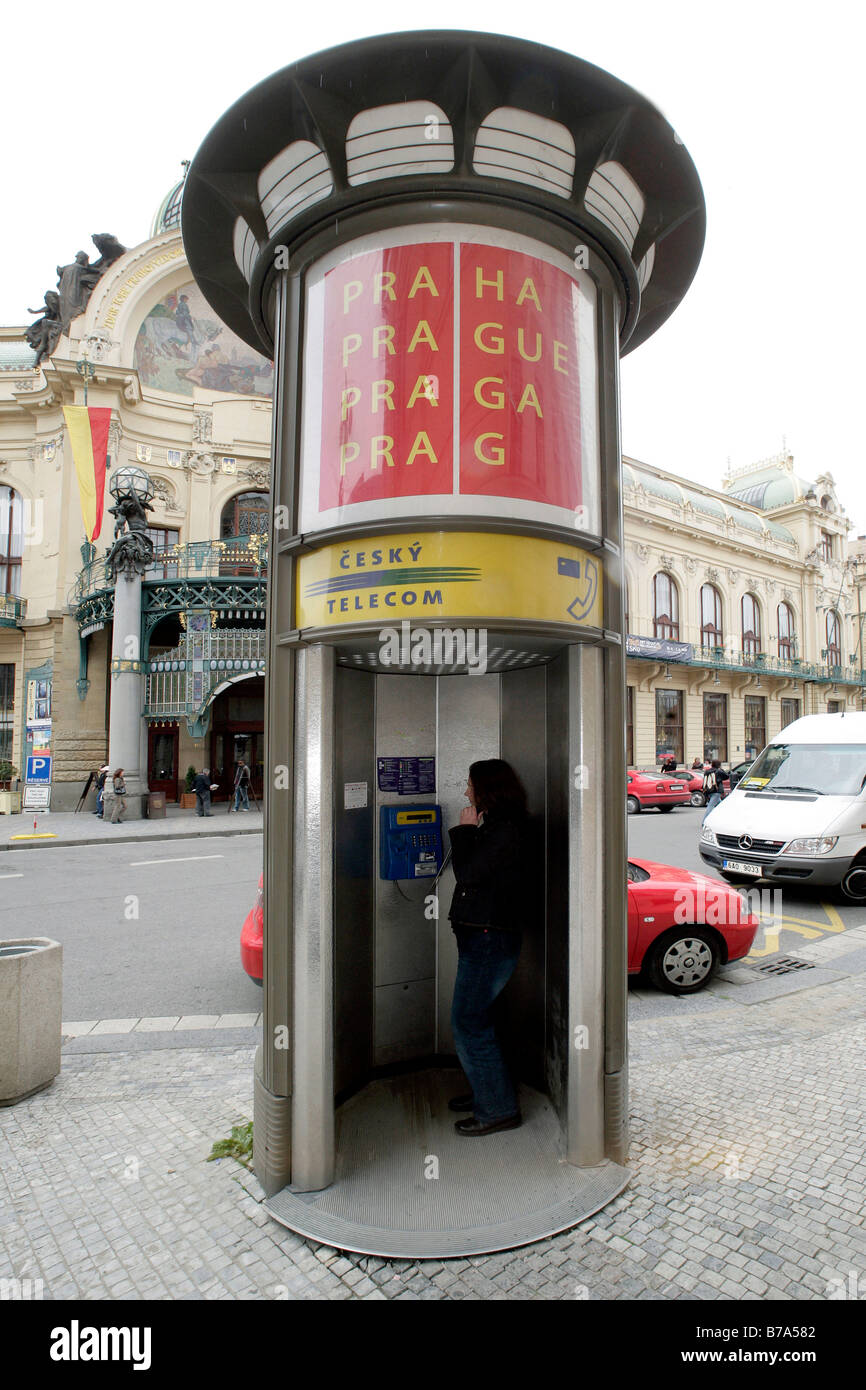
[26,755,52,783]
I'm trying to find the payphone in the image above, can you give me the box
[379,805,443,880]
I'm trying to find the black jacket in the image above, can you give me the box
[447,810,527,931]
[193,773,211,796]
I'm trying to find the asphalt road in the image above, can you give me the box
[0,835,263,1020]
[2,805,863,1023]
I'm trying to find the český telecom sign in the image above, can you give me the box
[296,532,602,630]
[299,225,601,536]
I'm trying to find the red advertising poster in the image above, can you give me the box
[318,243,454,511]
[459,245,582,509]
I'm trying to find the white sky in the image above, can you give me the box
[5,0,865,527]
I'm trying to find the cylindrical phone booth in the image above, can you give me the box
[183,31,704,1257]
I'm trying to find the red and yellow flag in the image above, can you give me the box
[63,405,111,541]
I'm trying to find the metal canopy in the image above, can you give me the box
[182,29,705,359]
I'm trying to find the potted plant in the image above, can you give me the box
[180,765,197,809]
[0,762,21,815]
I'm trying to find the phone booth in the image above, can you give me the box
[184,31,704,1257]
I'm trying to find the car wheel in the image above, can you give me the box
[690,790,706,807]
[646,927,719,994]
[841,857,866,903]
[626,795,641,815]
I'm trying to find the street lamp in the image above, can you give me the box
[109,465,155,510]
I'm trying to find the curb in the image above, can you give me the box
[1,825,263,852]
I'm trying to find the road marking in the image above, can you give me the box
[0,872,24,879]
[747,899,862,957]
[129,854,224,866]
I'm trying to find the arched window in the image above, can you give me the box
[777,602,795,660]
[700,584,723,645]
[741,593,762,657]
[826,610,841,666]
[220,490,269,538]
[652,572,679,640]
[0,487,24,597]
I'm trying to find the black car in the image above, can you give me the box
[727,760,754,790]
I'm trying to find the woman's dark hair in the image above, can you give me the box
[468,759,527,819]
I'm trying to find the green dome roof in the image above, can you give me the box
[726,464,810,509]
[150,166,188,238]
[0,340,37,369]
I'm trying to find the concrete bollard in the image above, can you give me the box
[0,938,62,1105]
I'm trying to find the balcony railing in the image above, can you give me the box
[72,537,269,603]
[628,637,866,686]
[0,594,27,626]
[144,627,267,720]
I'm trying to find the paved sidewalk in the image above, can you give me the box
[0,805,262,852]
[2,968,864,1301]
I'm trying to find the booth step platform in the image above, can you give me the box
[265,1070,630,1259]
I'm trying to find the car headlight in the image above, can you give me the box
[700,826,717,846]
[782,836,838,855]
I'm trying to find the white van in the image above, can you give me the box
[699,711,866,902]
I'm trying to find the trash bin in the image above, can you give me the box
[147,791,166,819]
[0,937,62,1106]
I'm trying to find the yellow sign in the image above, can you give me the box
[296,531,603,630]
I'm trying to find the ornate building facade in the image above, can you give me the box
[1,177,865,807]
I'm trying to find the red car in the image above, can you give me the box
[242,861,758,996]
[627,768,691,814]
[240,874,263,985]
[628,857,758,993]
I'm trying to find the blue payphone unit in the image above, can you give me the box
[379,805,444,880]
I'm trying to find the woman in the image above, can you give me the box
[447,759,527,1137]
[110,768,128,824]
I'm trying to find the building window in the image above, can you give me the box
[741,594,762,657]
[781,697,801,727]
[827,699,843,714]
[652,572,679,640]
[777,602,796,660]
[626,685,634,766]
[0,663,13,765]
[819,530,833,561]
[700,584,723,646]
[655,688,683,764]
[221,491,269,538]
[703,692,728,763]
[144,527,180,580]
[744,695,766,760]
[0,487,24,597]
[826,610,841,667]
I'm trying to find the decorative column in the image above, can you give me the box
[104,466,155,821]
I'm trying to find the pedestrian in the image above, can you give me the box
[691,756,703,770]
[94,764,109,817]
[702,758,726,821]
[661,755,678,774]
[109,768,128,824]
[193,767,214,816]
[232,758,250,812]
[447,758,528,1137]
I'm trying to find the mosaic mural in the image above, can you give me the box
[134,282,273,397]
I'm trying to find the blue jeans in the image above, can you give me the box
[233,784,249,810]
[451,927,521,1124]
[702,790,721,821]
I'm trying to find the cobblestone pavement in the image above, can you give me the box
[2,959,864,1301]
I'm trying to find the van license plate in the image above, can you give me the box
[722,859,762,876]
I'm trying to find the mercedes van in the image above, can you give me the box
[699,711,866,902]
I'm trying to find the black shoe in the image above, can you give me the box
[448,1093,474,1112]
[455,1114,522,1137]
